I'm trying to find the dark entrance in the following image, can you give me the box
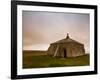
[63,49,67,58]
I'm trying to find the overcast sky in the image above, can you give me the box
[22,11,90,53]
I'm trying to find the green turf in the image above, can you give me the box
[23,54,90,69]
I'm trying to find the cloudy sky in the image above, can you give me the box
[22,11,90,53]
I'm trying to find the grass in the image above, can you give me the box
[23,51,90,69]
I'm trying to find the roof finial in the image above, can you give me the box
[66,33,69,39]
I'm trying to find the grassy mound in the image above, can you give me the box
[23,53,89,69]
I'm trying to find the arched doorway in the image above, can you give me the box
[63,49,67,58]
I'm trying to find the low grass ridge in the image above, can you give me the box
[23,52,89,68]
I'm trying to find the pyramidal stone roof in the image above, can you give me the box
[51,33,83,45]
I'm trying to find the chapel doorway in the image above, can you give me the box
[63,49,67,58]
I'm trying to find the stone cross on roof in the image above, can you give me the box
[66,33,69,39]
